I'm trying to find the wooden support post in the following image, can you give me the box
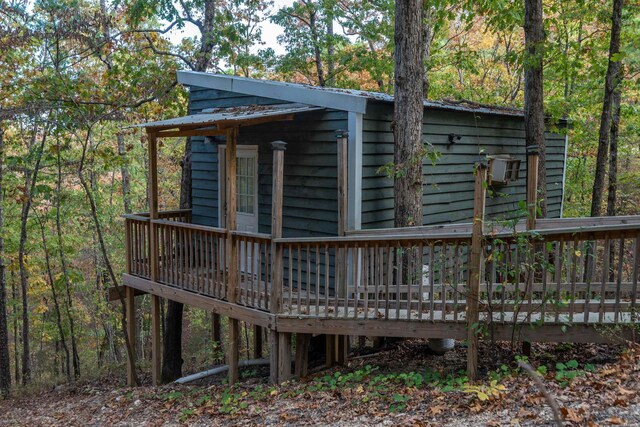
[126,286,136,386]
[151,295,161,385]
[295,333,311,378]
[270,140,287,383]
[269,330,279,384]
[147,130,161,384]
[253,325,263,359]
[325,334,335,368]
[332,130,349,365]
[278,332,292,382]
[225,127,240,385]
[212,313,222,344]
[467,164,487,381]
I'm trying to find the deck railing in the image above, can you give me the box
[277,236,472,321]
[124,211,640,327]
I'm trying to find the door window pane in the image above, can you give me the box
[236,155,255,214]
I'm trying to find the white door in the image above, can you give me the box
[219,146,259,272]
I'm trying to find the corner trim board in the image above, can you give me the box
[347,112,363,231]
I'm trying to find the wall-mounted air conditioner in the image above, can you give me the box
[488,155,520,185]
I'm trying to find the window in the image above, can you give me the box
[236,156,256,214]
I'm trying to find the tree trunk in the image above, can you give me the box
[11,271,19,386]
[161,136,191,382]
[310,9,326,87]
[18,124,48,385]
[194,0,218,72]
[423,5,434,97]
[77,129,138,386]
[55,149,80,379]
[117,133,132,214]
[606,88,622,218]
[590,0,623,217]
[393,0,424,228]
[523,0,547,217]
[0,125,11,395]
[38,218,71,382]
[161,300,184,382]
[325,1,335,86]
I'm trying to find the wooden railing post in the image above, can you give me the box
[270,140,287,383]
[226,127,240,385]
[467,163,487,381]
[147,130,162,385]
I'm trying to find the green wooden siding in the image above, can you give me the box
[361,102,566,229]
[188,85,345,237]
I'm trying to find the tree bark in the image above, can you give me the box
[77,128,139,386]
[11,271,19,386]
[117,133,132,214]
[18,123,48,385]
[606,88,622,218]
[393,0,424,228]
[0,125,11,395]
[310,8,326,87]
[523,0,547,217]
[423,5,434,97]
[591,0,623,217]
[325,1,335,86]
[55,149,80,379]
[161,135,192,383]
[38,217,71,382]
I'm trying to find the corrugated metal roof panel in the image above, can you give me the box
[132,103,324,130]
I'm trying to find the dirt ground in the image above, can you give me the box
[1,340,639,426]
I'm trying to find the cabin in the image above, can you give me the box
[179,71,568,235]
[119,71,640,387]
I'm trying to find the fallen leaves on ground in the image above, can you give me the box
[1,341,639,426]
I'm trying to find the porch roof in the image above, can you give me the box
[133,103,324,137]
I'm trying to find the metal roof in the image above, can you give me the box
[177,71,530,118]
[133,103,323,131]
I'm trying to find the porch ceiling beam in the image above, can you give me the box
[149,114,296,138]
[156,128,226,138]
[216,114,295,130]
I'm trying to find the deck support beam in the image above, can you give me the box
[126,286,136,386]
[253,326,263,358]
[467,164,487,381]
[270,140,287,383]
[294,333,311,378]
[151,295,161,385]
[226,127,240,384]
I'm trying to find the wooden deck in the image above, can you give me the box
[123,210,640,338]
[119,201,640,388]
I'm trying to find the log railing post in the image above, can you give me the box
[270,140,287,383]
[467,163,487,381]
[225,127,240,385]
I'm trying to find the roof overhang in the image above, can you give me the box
[132,103,324,138]
[178,71,369,114]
